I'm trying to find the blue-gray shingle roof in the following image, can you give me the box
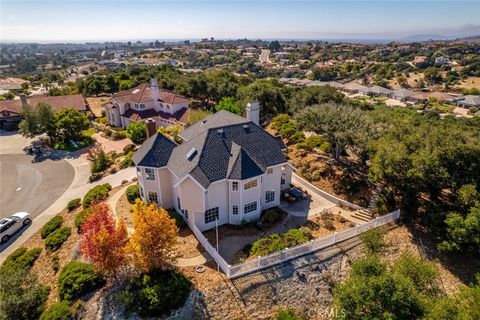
[135,111,288,188]
[132,133,176,167]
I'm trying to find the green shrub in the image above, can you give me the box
[126,122,146,144]
[75,207,93,232]
[167,209,187,229]
[120,151,134,168]
[0,267,50,320]
[58,261,103,302]
[123,143,136,153]
[51,255,60,273]
[1,247,42,273]
[271,114,292,131]
[119,269,191,317]
[67,198,81,212]
[250,228,310,257]
[289,131,305,144]
[297,135,331,152]
[113,131,127,140]
[261,207,283,225]
[276,308,303,320]
[88,173,102,182]
[126,184,140,204]
[45,227,71,252]
[39,301,73,320]
[360,228,386,254]
[82,183,112,208]
[40,216,64,239]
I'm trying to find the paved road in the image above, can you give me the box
[259,49,271,63]
[0,154,74,219]
[0,131,136,261]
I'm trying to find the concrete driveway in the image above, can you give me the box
[0,154,74,219]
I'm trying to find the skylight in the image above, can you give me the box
[186,147,197,161]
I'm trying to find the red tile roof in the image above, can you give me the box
[0,94,87,118]
[111,84,188,105]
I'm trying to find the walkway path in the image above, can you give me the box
[106,182,133,221]
[104,181,210,268]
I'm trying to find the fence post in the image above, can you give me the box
[333,232,337,244]
[375,217,379,227]
[257,256,261,268]
[355,225,358,235]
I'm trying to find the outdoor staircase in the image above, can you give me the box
[351,209,374,222]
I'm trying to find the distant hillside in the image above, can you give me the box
[455,35,480,42]
[400,34,450,42]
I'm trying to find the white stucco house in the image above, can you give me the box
[132,104,294,231]
[103,79,190,130]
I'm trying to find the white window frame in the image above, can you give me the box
[232,181,239,191]
[243,178,258,190]
[148,191,158,204]
[232,205,238,215]
[265,190,275,203]
[145,168,155,181]
[244,201,257,214]
[281,175,286,185]
[204,207,219,224]
[267,168,273,174]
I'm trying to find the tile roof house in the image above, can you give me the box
[103,79,190,130]
[0,94,88,130]
[133,105,293,231]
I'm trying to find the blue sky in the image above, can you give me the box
[1,1,479,42]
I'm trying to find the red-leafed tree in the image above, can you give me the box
[80,203,129,275]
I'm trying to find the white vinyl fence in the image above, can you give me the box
[192,209,401,279]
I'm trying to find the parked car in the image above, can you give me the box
[0,212,31,243]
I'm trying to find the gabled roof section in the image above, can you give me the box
[227,145,264,180]
[111,84,188,105]
[135,110,289,189]
[133,133,176,167]
[178,110,249,141]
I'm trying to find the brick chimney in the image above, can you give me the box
[20,95,28,106]
[246,101,260,125]
[145,119,157,138]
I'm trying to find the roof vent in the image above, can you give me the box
[186,147,197,161]
[200,119,207,127]
[242,124,250,132]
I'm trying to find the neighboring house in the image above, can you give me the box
[392,88,417,102]
[435,56,452,65]
[445,95,480,108]
[103,79,189,130]
[364,85,393,97]
[457,95,480,108]
[342,82,369,94]
[413,56,427,65]
[132,104,294,232]
[0,94,88,130]
[0,77,30,91]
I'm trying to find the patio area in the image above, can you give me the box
[92,132,133,153]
